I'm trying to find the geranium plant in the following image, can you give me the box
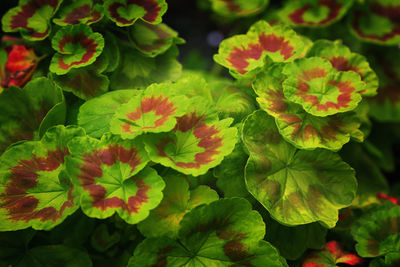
[0,0,399,266]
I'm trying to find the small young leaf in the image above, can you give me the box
[78,90,141,138]
[351,203,400,257]
[0,125,85,231]
[66,134,165,224]
[279,0,354,27]
[349,0,400,45]
[137,175,219,238]
[282,57,365,116]
[129,198,288,267]
[1,0,62,40]
[104,0,167,27]
[50,24,104,75]
[253,63,363,150]
[303,241,362,266]
[128,21,185,57]
[53,0,103,26]
[243,110,357,227]
[110,83,190,139]
[306,39,378,97]
[214,20,304,77]
[209,0,269,17]
[144,97,237,176]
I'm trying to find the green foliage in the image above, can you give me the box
[0,0,399,266]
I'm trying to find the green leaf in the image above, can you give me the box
[129,198,288,267]
[279,0,354,27]
[12,245,92,267]
[110,83,190,139]
[50,24,104,75]
[209,0,269,17]
[50,67,109,100]
[110,45,182,90]
[144,97,237,176]
[253,63,363,151]
[340,143,389,208]
[138,175,219,238]
[368,49,400,122]
[209,80,256,122]
[104,0,167,27]
[282,57,365,116]
[214,20,304,78]
[1,0,62,41]
[349,0,400,45]
[370,252,400,267]
[306,39,378,97]
[352,203,400,257]
[66,134,165,224]
[243,110,357,227]
[303,241,362,266]
[265,215,327,260]
[78,90,141,138]
[214,124,253,200]
[0,125,85,231]
[0,77,66,153]
[53,0,103,26]
[128,21,185,57]
[91,224,120,252]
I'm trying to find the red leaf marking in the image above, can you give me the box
[57,33,99,70]
[86,9,102,24]
[108,0,162,25]
[89,179,150,214]
[328,56,362,76]
[156,112,223,169]
[1,45,38,88]
[352,3,400,42]
[377,192,399,205]
[9,0,59,38]
[220,0,241,13]
[227,33,295,74]
[78,144,150,213]
[288,0,342,26]
[1,147,74,222]
[61,4,91,24]
[296,68,356,111]
[133,22,173,52]
[122,94,177,133]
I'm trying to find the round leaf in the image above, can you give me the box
[306,39,378,97]
[0,125,85,231]
[214,20,305,78]
[66,134,164,224]
[1,0,62,40]
[138,175,219,238]
[104,0,167,27]
[352,204,400,257]
[282,57,365,116]
[243,110,357,227]
[144,97,237,176]
[210,0,269,17]
[129,198,288,267]
[253,63,364,151]
[53,0,103,26]
[279,0,353,27]
[110,83,190,139]
[50,24,104,75]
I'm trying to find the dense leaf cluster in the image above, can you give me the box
[0,0,399,266]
